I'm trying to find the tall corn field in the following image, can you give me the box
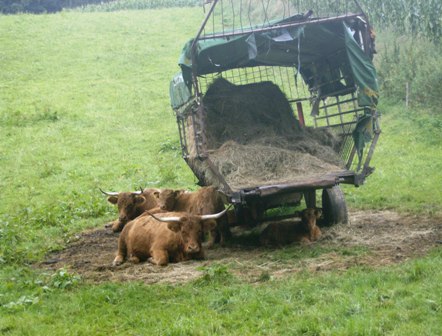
[361,0,442,42]
[288,0,441,42]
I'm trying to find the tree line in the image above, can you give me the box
[0,0,199,14]
[0,0,113,14]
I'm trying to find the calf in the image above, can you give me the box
[260,208,322,246]
[302,208,322,242]
[112,209,226,266]
[101,188,168,233]
[155,186,231,247]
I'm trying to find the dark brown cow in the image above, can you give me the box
[101,188,167,233]
[260,208,322,246]
[112,209,227,266]
[155,186,230,247]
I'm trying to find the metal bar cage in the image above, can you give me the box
[174,0,381,191]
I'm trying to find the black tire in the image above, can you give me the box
[321,185,348,226]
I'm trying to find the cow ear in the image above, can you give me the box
[134,195,146,205]
[107,196,118,204]
[167,221,182,233]
[202,219,217,232]
[153,191,160,198]
[174,190,184,197]
[314,208,322,218]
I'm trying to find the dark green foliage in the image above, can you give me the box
[0,0,64,14]
[0,0,200,14]
[49,268,81,289]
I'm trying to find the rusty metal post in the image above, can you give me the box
[296,102,305,127]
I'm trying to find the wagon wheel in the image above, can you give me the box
[321,185,348,226]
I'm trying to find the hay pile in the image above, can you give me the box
[202,78,345,190]
[204,78,300,148]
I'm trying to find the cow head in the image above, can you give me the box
[297,208,322,229]
[153,189,184,211]
[101,189,146,232]
[168,216,216,254]
[147,210,225,254]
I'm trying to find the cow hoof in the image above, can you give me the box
[104,222,112,229]
[112,256,124,266]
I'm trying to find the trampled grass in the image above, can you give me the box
[1,8,441,335]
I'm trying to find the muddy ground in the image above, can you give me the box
[39,210,442,284]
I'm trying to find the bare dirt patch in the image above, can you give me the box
[39,210,442,284]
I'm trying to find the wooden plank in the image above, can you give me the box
[256,175,339,197]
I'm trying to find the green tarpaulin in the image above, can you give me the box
[176,18,378,108]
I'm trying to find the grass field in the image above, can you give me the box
[1,7,441,335]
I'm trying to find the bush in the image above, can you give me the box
[0,0,62,14]
[377,35,442,109]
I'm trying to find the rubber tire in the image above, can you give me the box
[321,185,348,226]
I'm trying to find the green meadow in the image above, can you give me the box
[1,7,441,335]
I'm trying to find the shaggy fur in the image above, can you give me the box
[156,187,231,247]
[113,212,216,267]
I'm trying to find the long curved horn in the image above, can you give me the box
[200,205,231,220]
[99,188,119,196]
[146,212,182,223]
[131,189,143,195]
[147,204,232,222]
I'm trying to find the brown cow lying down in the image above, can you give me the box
[101,188,182,233]
[155,186,231,248]
[112,209,227,266]
[260,208,322,246]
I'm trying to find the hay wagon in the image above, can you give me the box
[170,0,381,226]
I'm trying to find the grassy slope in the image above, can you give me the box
[344,102,442,214]
[0,10,198,194]
[0,9,200,261]
[1,250,441,335]
[0,9,441,335]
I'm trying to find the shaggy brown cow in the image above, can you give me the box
[101,188,165,233]
[260,208,322,246]
[112,209,227,266]
[155,186,231,247]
